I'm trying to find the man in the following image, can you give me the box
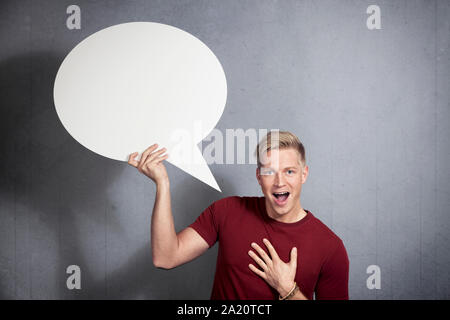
[128,131,349,300]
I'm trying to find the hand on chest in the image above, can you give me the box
[219,227,323,282]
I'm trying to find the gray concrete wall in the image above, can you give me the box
[0,0,449,299]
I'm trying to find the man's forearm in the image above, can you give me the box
[151,179,178,268]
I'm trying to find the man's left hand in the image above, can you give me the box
[248,238,297,297]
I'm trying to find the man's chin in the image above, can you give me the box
[269,202,291,215]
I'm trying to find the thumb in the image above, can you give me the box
[290,247,297,268]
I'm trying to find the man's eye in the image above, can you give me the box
[287,170,294,175]
[261,169,274,175]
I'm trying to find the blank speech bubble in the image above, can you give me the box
[53,22,227,191]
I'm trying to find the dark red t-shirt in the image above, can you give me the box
[189,196,349,300]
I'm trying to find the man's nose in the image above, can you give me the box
[274,171,285,186]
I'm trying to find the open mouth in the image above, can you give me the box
[272,192,290,205]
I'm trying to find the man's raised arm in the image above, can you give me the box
[128,144,209,269]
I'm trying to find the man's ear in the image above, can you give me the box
[302,165,309,184]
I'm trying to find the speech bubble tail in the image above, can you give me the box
[168,146,222,192]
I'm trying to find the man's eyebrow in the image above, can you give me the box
[260,166,299,170]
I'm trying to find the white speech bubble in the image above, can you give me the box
[53,22,227,191]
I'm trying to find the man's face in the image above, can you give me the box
[256,148,308,219]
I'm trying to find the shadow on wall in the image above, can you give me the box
[0,51,122,299]
[0,52,231,299]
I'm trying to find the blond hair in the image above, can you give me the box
[255,130,305,168]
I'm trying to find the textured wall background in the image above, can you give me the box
[0,0,449,299]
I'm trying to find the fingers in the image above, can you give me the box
[156,153,169,163]
[146,147,167,163]
[128,144,169,170]
[290,247,297,269]
[263,238,280,261]
[127,152,139,167]
[248,250,267,271]
[251,242,272,266]
[138,144,159,170]
[248,264,267,280]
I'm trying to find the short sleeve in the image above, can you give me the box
[315,239,349,300]
[188,200,220,248]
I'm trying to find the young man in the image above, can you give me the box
[128,131,349,300]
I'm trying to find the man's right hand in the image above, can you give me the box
[129,143,209,269]
[128,144,169,185]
